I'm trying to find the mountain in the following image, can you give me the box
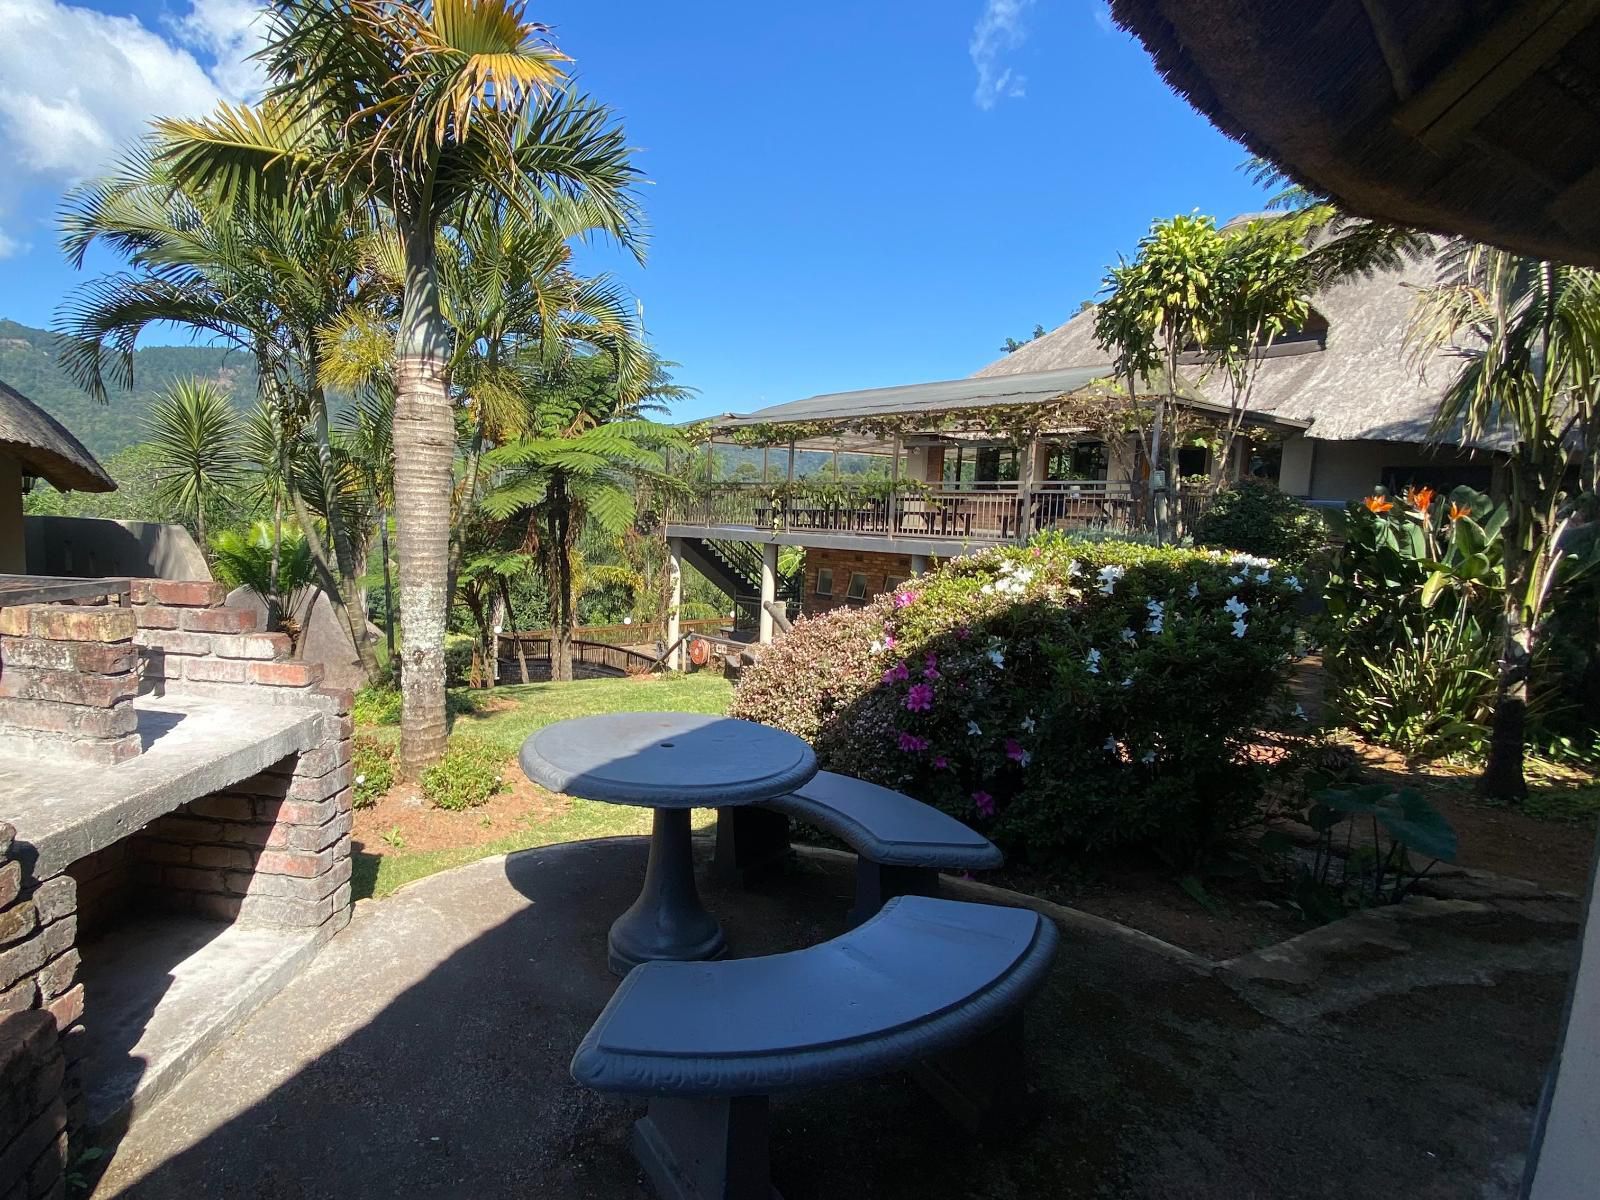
[0,319,258,459]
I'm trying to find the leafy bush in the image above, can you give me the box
[1193,480,1327,565]
[352,685,402,726]
[351,736,395,808]
[444,632,476,687]
[1322,487,1501,757]
[420,737,507,811]
[732,534,1302,867]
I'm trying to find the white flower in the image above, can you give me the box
[1140,750,1156,765]
[1230,573,1245,586]
[1084,648,1101,675]
[1121,675,1133,688]
[1254,568,1272,584]
[967,720,983,737]
[1230,552,1273,569]
[354,774,367,786]
[1284,574,1303,593]
[1293,703,1309,721]
[869,640,884,655]
[1067,560,1082,577]
[1119,627,1137,644]
[1097,564,1125,594]
[987,648,1006,669]
[1186,582,1200,599]
[1145,599,1165,634]
[1232,618,1248,638]
[1102,736,1118,753]
[1021,714,1036,733]
[1224,595,1249,618]
[979,583,995,595]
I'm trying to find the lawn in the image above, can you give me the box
[352,673,733,900]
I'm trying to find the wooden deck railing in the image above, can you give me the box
[667,481,1143,544]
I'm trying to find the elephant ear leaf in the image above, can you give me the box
[1376,787,1458,862]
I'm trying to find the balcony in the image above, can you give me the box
[666,480,1142,549]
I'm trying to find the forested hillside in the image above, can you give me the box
[0,319,257,457]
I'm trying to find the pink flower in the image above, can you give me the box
[1005,738,1032,767]
[923,652,940,680]
[933,755,950,770]
[882,661,910,684]
[897,732,930,753]
[973,791,995,818]
[955,626,971,640]
[893,589,918,609]
[904,683,935,712]
[883,632,897,649]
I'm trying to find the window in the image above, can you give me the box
[884,575,907,593]
[814,568,834,597]
[846,572,869,602]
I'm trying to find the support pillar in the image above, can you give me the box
[666,538,684,671]
[757,542,778,644]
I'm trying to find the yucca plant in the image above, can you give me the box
[144,378,244,552]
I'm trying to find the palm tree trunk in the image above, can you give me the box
[394,223,455,769]
[379,505,395,664]
[499,576,530,684]
[268,495,283,630]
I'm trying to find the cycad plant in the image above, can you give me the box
[210,520,318,636]
[144,378,244,553]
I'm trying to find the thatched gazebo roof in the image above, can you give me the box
[0,379,115,492]
[1108,1,1600,269]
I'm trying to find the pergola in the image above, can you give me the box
[1105,3,1600,1195]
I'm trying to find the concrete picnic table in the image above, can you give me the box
[519,712,817,974]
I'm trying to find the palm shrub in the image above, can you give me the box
[209,520,317,630]
[732,535,1302,867]
[144,378,244,552]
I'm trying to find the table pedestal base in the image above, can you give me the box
[609,807,726,976]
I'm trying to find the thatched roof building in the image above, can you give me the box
[1104,0,1600,269]
[975,235,1453,445]
[0,379,115,493]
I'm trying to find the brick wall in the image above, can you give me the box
[800,548,919,618]
[0,582,354,1196]
[0,606,139,765]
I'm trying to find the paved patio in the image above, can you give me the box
[91,836,1580,1199]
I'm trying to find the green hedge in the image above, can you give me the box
[732,535,1301,866]
[1193,480,1327,565]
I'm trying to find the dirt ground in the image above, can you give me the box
[353,773,571,854]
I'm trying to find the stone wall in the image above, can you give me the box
[800,548,919,618]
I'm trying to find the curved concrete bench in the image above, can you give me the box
[572,894,1058,1200]
[714,770,1003,924]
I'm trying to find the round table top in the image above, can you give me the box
[518,712,818,809]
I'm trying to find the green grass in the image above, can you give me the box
[353,672,733,900]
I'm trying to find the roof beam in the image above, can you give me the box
[1393,0,1600,150]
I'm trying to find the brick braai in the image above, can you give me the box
[0,580,356,1197]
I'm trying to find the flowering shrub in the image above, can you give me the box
[732,534,1301,866]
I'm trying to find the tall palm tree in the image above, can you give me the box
[144,378,244,554]
[1408,244,1600,799]
[156,0,641,769]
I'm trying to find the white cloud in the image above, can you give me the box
[970,0,1035,111]
[0,0,266,257]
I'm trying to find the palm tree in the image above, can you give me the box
[156,0,641,770]
[144,378,244,554]
[336,387,398,661]
[56,138,383,681]
[1407,244,1600,799]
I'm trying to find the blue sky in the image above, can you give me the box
[0,0,1272,421]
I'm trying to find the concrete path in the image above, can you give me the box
[91,837,1580,1199]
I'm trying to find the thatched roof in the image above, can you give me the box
[976,245,1457,444]
[0,380,115,492]
[1106,0,1600,270]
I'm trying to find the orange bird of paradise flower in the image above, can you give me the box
[1363,495,1394,514]
[1405,485,1436,512]
[1449,502,1473,521]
